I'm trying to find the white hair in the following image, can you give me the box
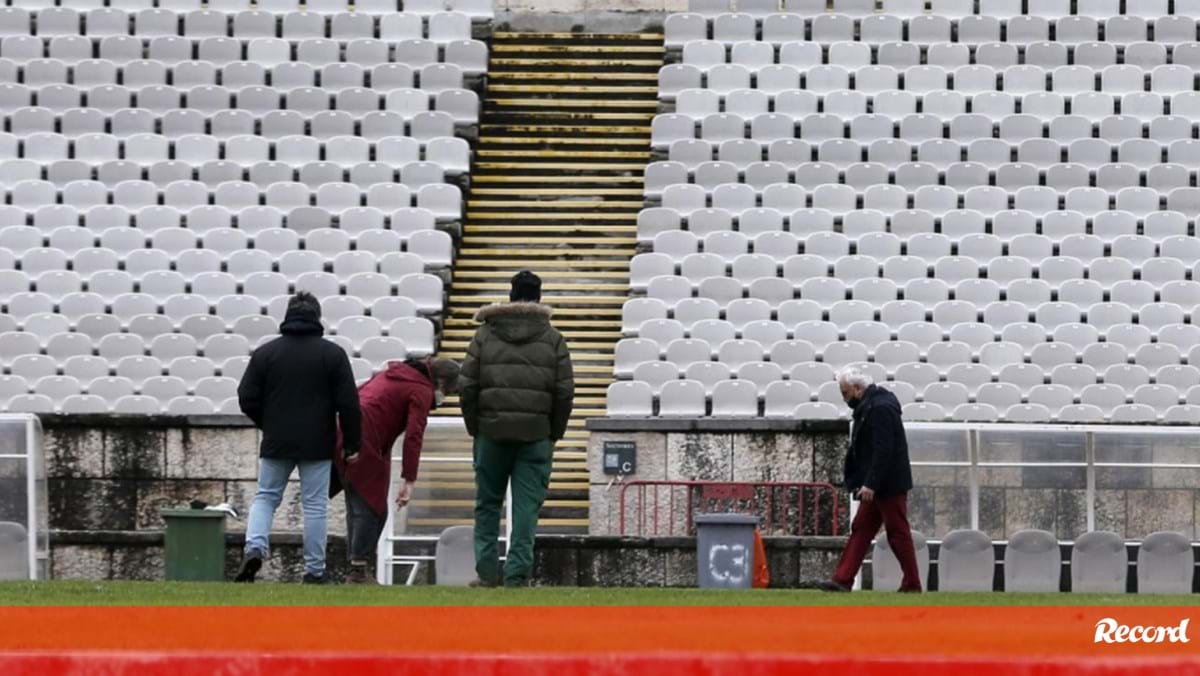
[837,367,874,389]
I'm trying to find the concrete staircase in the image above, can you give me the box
[412,31,662,536]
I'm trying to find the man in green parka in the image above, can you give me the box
[459,270,574,587]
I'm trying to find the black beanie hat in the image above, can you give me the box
[509,270,542,302]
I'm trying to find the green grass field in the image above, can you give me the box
[0,581,1193,606]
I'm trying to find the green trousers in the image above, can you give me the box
[472,435,553,587]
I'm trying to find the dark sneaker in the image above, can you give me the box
[814,580,851,593]
[301,572,330,585]
[344,566,375,585]
[898,586,923,594]
[234,553,262,583]
[468,577,496,588]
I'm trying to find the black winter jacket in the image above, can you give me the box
[237,306,363,461]
[843,385,913,498]
[459,302,574,443]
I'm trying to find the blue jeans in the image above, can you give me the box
[244,458,332,577]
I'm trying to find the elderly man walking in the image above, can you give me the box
[460,270,574,587]
[815,367,921,593]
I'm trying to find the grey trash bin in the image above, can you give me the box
[695,513,759,589]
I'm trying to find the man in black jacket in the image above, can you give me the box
[235,292,362,584]
[817,367,921,593]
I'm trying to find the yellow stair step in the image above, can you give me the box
[476,149,650,159]
[487,98,660,109]
[461,236,638,246]
[467,200,644,209]
[475,161,646,170]
[471,176,644,185]
[452,270,628,280]
[450,281,629,292]
[479,137,650,146]
[454,258,630,268]
[490,58,663,67]
[488,72,661,81]
[492,44,665,54]
[444,328,623,340]
[465,214,637,222]
[470,188,645,197]
[450,294,628,305]
[492,31,664,41]
[480,124,650,134]
[486,85,660,96]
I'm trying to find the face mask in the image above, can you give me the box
[845,395,862,410]
[434,391,445,407]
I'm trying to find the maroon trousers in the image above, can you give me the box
[832,491,922,591]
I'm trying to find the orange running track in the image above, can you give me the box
[2,606,1198,675]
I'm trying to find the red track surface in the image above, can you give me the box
[2,606,1198,675]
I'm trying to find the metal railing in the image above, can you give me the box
[905,422,1200,537]
[618,480,842,537]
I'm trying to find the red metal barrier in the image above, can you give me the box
[618,481,842,537]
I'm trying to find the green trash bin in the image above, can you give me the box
[161,509,227,581]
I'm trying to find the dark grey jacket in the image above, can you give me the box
[237,306,362,461]
[843,385,913,498]
[458,302,574,443]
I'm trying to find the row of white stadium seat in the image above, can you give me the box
[0,58,486,91]
[624,295,1200,333]
[674,39,1200,69]
[647,183,1200,218]
[3,294,425,327]
[0,0,490,17]
[0,109,468,143]
[687,0,1198,19]
[657,117,1200,146]
[616,332,1200,371]
[0,313,434,353]
[0,215,447,242]
[638,210,1200,246]
[0,331,418,365]
[0,179,463,217]
[631,280,1200,322]
[0,35,483,68]
[0,81,478,112]
[2,252,450,289]
[0,133,467,164]
[607,379,1200,423]
[669,13,1200,46]
[661,63,1200,97]
[0,335,415,369]
[618,338,1200,376]
[1,240,452,279]
[621,319,1200,354]
[0,268,444,305]
[0,9,484,41]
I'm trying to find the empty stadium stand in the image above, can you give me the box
[613,0,1200,423]
[422,32,659,534]
[0,1,487,414]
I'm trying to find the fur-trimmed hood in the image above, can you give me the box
[473,302,554,345]
[473,301,553,323]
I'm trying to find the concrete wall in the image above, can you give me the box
[586,419,851,537]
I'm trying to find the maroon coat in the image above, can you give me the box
[331,361,435,517]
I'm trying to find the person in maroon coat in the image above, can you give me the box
[331,356,460,584]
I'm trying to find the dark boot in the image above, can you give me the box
[344,565,375,585]
[301,572,330,585]
[234,553,262,583]
[814,580,851,593]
